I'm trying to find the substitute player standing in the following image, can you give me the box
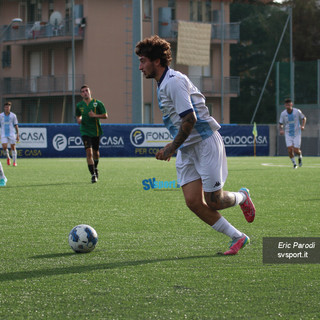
[135,35,255,255]
[76,85,108,183]
[0,101,19,167]
[279,98,306,169]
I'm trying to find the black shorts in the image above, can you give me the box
[82,135,100,151]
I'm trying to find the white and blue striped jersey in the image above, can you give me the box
[0,112,19,139]
[157,67,220,148]
[279,108,305,137]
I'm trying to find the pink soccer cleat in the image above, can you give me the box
[239,188,255,223]
[224,234,250,255]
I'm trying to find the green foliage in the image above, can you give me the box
[230,0,320,123]
[0,157,319,319]
[230,3,289,124]
[290,0,320,61]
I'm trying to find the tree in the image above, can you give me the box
[230,0,320,123]
[289,0,320,61]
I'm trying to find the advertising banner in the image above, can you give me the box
[5,124,269,158]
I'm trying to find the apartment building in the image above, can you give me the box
[0,0,239,124]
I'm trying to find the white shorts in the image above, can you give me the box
[285,134,301,148]
[1,136,16,145]
[176,131,228,192]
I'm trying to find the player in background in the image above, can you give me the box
[0,161,7,186]
[0,102,19,167]
[279,98,306,169]
[76,85,108,183]
[135,35,255,255]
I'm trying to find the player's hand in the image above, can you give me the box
[155,143,175,161]
[88,110,96,118]
[16,135,20,142]
[279,129,284,136]
[301,126,305,131]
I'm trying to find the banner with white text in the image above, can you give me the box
[1,124,269,158]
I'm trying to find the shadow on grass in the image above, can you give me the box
[1,253,225,282]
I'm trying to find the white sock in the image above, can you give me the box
[12,150,17,163]
[233,192,246,206]
[6,149,10,159]
[212,216,242,240]
[290,157,296,165]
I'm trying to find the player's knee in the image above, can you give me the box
[184,196,203,213]
[205,191,225,210]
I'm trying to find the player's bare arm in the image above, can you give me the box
[88,110,108,119]
[156,111,196,161]
[15,125,19,142]
[279,123,284,135]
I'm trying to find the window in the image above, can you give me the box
[190,0,212,22]
[27,0,42,22]
[2,46,11,68]
[65,0,71,19]
[143,0,151,20]
[168,0,176,20]
[49,0,54,18]
[49,50,54,75]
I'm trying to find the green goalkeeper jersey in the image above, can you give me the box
[76,99,107,137]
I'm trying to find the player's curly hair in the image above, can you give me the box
[135,35,172,67]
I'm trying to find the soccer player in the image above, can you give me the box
[0,161,7,186]
[76,85,108,183]
[0,101,19,167]
[135,35,255,255]
[279,98,306,169]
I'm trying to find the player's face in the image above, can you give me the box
[139,56,157,80]
[80,87,91,100]
[284,102,293,112]
[4,105,11,115]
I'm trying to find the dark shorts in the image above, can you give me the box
[82,135,100,151]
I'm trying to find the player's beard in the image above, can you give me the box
[145,70,156,79]
[144,63,157,79]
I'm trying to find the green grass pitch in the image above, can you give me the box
[1,156,319,319]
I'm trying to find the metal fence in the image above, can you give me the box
[1,19,84,42]
[159,20,240,41]
[0,75,85,95]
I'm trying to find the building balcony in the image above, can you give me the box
[159,21,240,43]
[189,76,240,97]
[0,19,85,44]
[0,75,85,98]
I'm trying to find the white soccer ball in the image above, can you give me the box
[68,224,98,253]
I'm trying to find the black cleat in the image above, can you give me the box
[293,164,297,169]
[91,174,97,183]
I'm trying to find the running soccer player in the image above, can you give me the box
[279,98,306,169]
[76,85,108,183]
[0,101,19,167]
[135,35,255,255]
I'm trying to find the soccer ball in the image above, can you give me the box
[68,224,98,253]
